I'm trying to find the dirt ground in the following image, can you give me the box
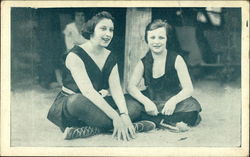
[10,79,241,147]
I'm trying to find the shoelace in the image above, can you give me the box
[70,126,100,139]
[133,122,144,132]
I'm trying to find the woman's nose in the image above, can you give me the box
[105,30,112,37]
[153,38,160,43]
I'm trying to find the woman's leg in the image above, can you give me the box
[66,94,114,131]
[101,94,144,123]
[124,94,144,122]
[155,98,201,127]
[63,93,156,140]
[162,111,199,126]
[140,111,199,127]
[65,94,145,131]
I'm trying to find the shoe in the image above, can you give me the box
[64,126,101,140]
[133,120,156,133]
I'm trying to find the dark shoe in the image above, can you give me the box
[133,120,156,133]
[64,126,101,140]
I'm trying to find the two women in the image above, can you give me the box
[47,11,155,141]
[48,11,202,141]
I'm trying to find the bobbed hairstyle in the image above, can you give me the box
[82,11,114,40]
[144,19,172,43]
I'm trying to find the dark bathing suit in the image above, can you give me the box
[140,50,202,126]
[47,45,142,132]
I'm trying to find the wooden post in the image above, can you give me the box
[123,8,152,91]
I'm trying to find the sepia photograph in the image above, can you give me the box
[1,0,249,156]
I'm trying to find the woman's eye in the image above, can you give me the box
[159,36,165,40]
[109,28,114,32]
[150,36,155,39]
[100,27,107,31]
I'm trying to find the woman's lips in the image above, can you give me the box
[102,37,111,42]
[153,45,161,49]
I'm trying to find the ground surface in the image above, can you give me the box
[11,79,241,147]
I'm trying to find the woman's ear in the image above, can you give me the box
[89,33,94,40]
[144,32,148,44]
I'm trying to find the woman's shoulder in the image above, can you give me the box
[174,53,185,62]
[63,22,76,34]
[174,54,187,69]
[65,52,85,69]
[141,51,153,65]
[65,22,76,29]
[65,46,85,63]
[67,45,82,54]
[66,50,82,62]
[168,50,182,62]
[141,51,151,58]
[104,48,116,61]
[104,48,111,55]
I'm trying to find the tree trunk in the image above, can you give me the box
[123,8,152,91]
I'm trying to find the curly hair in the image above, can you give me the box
[82,11,114,40]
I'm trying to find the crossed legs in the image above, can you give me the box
[65,94,143,131]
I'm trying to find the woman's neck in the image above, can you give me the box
[75,22,83,33]
[81,40,105,56]
[151,49,167,60]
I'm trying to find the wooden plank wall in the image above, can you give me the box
[123,8,152,91]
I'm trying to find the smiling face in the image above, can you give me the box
[91,18,114,47]
[147,27,167,54]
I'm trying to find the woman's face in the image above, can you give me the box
[147,27,167,54]
[91,18,114,47]
[75,12,85,25]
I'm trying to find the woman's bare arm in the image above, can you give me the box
[172,55,194,102]
[65,53,119,120]
[108,64,128,114]
[127,61,158,116]
[127,61,146,103]
[109,64,137,139]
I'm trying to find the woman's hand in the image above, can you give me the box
[144,100,159,116]
[161,99,177,115]
[112,114,131,141]
[98,89,109,97]
[120,114,136,139]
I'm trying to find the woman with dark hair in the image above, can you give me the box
[128,19,202,132]
[47,11,155,140]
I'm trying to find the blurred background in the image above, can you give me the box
[11,7,241,90]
